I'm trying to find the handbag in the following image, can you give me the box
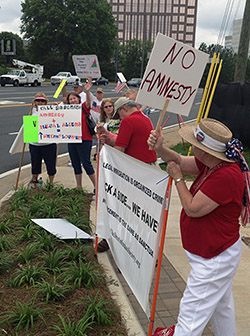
[82,105,96,135]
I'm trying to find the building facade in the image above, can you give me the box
[225,18,250,56]
[107,0,198,47]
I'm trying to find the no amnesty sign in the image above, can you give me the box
[136,33,209,116]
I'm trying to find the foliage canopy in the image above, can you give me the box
[20,0,117,77]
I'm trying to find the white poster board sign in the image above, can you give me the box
[96,145,169,315]
[117,72,127,83]
[72,55,101,78]
[38,104,82,143]
[32,218,93,240]
[136,33,209,116]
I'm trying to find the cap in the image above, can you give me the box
[114,97,133,113]
[73,82,82,88]
[96,88,104,93]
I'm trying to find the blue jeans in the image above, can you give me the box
[68,141,94,175]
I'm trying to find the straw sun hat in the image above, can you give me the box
[178,118,233,162]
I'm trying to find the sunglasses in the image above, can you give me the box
[104,105,113,108]
[35,99,46,102]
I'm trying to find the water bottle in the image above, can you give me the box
[38,177,43,189]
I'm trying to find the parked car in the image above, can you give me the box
[92,77,109,86]
[50,72,79,85]
[127,78,142,87]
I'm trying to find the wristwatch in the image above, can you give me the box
[174,177,184,186]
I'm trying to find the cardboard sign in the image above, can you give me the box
[96,145,168,315]
[23,116,39,143]
[32,218,93,240]
[38,104,82,143]
[136,33,209,116]
[117,72,127,83]
[72,55,101,78]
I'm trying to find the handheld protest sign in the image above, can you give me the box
[38,104,82,143]
[72,55,101,78]
[117,72,127,83]
[23,115,39,143]
[136,33,209,116]
[53,79,67,98]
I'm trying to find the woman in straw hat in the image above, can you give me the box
[148,118,249,336]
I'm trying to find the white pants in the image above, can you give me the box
[174,237,242,336]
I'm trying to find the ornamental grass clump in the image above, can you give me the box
[0,235,13,252]
[63,260,101,288]
[12,264,48,288]
[0,300,46,333]
[53,314,93,336]
[43,248,66,273]
[17,242,40,264]
[0,219,11,234]
[79,292,118,326]
[36,277,71,303]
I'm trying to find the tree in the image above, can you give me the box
[20,0,117,78]
[118,39,153,80]
[198,43,237,86]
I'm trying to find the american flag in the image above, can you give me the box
[115,80,126,93]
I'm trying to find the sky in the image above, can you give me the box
[0,0,246,49]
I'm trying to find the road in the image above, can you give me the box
[0,83,202,175]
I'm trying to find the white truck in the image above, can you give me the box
[50,72,80,85]
[0,59,44,87]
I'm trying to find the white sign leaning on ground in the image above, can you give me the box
[72,55,101,78]
[96,145,169,315]
[136,33,209,116]
[38,104,82,143]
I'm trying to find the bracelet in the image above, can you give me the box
[174,177,184,186]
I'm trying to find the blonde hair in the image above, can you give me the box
[32,92,48,106]
[123,89,137,98]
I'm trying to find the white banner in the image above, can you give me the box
[136,33,209,116]
[38,105,82,143]
[72,55,101,78]
[96,146,169,315]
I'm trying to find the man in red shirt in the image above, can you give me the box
[102,96,157,163]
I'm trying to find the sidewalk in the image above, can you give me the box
[1,125,250,335]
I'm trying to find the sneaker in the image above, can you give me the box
[97,239,109,252]
[153,325,175,336]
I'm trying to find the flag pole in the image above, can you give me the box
[148,177,173,336]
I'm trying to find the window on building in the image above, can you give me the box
[179,24,184,31]
[178,33,184,40]
[172,24,177,31]
[188,0,196,5]
[113,5,117,11]
[119,14,124,20]
[180,7,186,13]
[173,6,179,13]
[173,0,179,4]
[173,15,178,22]
[172,33,177,39]
[186,34,193,41]
[186,26,193,32]
[187,8,195,15]
[187,17,194,24]
[179,15,185,22]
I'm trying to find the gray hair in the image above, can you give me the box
[121,101,137,110]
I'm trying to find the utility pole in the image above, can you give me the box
[234,0,250,84]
